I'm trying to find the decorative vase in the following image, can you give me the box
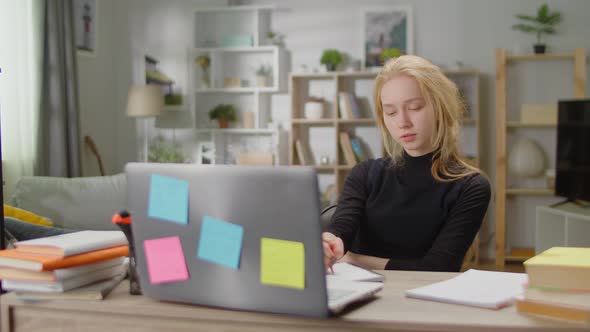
[218,119,229,128]
[508,137,545,177]
[533,44,546,54]
[256,75,268,87]
[304,102,324,119]
[325,63,336,72]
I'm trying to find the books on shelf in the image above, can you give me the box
[295,140,314,166]
[339,132,357,166]
[349,137,367,162]
[405,269,527,309]
[0,245,129,271]
[15,230,127,257]
[2,263,127,293]
[523,247,590,290]
[0,257,125,282]
[338,92,365,119]
[15,272,126,301]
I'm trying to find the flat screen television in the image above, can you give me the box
[555,99,590,203]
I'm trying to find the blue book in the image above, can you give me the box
[349,137,366,162]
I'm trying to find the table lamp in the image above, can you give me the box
[126,85,163,162]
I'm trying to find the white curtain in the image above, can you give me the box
[0,0,43,198]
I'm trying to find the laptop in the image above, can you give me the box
[126,163,383,318]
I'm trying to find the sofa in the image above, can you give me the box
[9,174,127,232]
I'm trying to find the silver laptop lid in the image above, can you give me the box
[126,163,329,317]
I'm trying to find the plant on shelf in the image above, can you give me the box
[255,64,272,87]
[512,3,562,54]
[266,31,284,46]
[208,104,236,129]
[195,54,211,88]
[380,48,402,64]
[320,49,343,72]
[148,136,185,163]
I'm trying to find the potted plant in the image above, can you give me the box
[380,48,402,64]
[255,64,272,87]
[148,136,185,163]
[196,54,211,88]
[512,3,562,54]
[320,49,343,72]
[208,104,236,128]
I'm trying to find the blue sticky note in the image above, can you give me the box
[148,174,189,224]
[197,216,244,269]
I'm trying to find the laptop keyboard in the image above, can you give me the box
[328,288,355,302]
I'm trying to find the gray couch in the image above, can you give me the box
[10,174,127,231]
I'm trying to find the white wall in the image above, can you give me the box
[77,0,590,258]
[239,0,590,258]
[77,0,227,176]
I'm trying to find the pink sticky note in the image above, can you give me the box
[144,236,189,284]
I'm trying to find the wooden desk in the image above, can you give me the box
[1,271,586,332]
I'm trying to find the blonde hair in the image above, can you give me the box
[373,55,479,182]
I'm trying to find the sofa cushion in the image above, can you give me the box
[11,174,126,231]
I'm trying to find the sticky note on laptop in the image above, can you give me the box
[144,236,189,284]
[148,174,189,224]
[197,216,244,269]
[260,237,305,290]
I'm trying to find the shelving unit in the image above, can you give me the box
[290,69,483,266]
[189,5,288,165]
[290,70,482,198]
[494,48,586,268]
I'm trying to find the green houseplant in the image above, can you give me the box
[148,136,185,163]
[320,49,343,71]
[208,104,236,128]
[512,3,562,54]
[380,48,402,64]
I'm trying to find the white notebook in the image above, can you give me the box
[326,263,384,282]
[405,269,528,309]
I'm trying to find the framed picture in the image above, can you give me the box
[362,6,414,70]
[74,0,97,54]
[196,141,215,165]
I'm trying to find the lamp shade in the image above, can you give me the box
[126,85,163,118]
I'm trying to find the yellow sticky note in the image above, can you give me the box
[260,237,305,290]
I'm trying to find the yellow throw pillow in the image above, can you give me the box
[3,204,54,227]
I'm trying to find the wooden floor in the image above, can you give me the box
[469,260,525,273]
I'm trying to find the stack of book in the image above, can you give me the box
[517,247,590,323]
[0,231,129,299]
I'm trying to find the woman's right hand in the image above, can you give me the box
[322,232,344,271]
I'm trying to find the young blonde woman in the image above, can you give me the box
[323,55,490,272]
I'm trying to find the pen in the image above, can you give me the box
[112,210,142,295]
[329,266,334,274]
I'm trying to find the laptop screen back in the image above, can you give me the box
[126,163,329,317]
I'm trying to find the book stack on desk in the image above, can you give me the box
[0,231,129,297]
[517,247,590,323]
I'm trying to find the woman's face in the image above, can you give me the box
[380,75,436,157]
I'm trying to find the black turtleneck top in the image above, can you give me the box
[325,153,491,272]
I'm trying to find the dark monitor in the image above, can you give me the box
[555,99,590,202]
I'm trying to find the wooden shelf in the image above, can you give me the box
[495,47,586,268]
[194,46,276,53]
[336,165,355,171]
[195,87,278,93]
[507,54,575,61]
[506,188,554,196]
[507,122,555,128]
[194,128,277,135]
[313,165,335,172]
[290,73,336,80]
[337,119,376,125]
[291,119,335,125]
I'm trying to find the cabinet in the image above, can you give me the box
[494,48,586,267]
[188,5,288,165]
[536,202,590,254]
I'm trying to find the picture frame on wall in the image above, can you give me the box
[362,6,413,70]
[74,0,97,55]
[196,141,215,165]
